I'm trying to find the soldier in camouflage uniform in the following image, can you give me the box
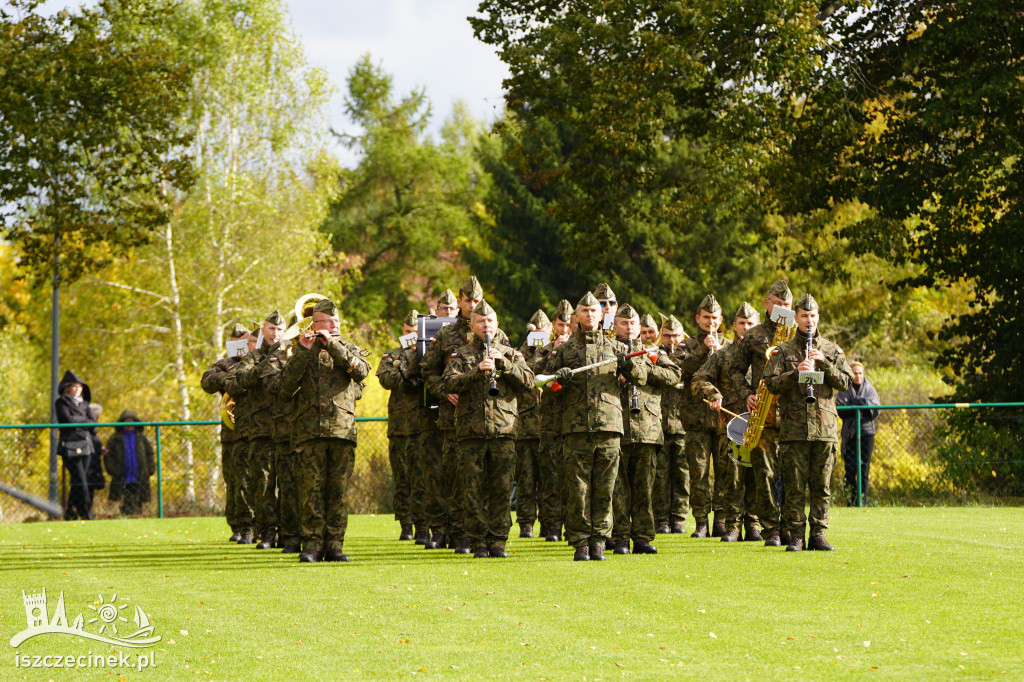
[724,280,794,546]
[693,302,762,542]
[200,323,251,542]
[611,305,681,554]
[258,320,300,553]
[225,325,259,543]
[420,276,510,554]
[443,301,535,558]
[529,299,574,542]
[224,310,287,549]
[676,295,730,538]
[655,315,690,534]
[639,314,660,347]
[763,294,852,551]
[376,311,426,541]
[594,282,618,336]
[514,308,550,538]
[547,292,648,561]
[414,289,458,548]
[279,299,370,563]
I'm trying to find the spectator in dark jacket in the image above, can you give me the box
[836,361,880,505]
[104,409,156,515]
[54,370,98,520]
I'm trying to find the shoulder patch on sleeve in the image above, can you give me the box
[450,352,458,357]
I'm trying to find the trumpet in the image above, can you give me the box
[626,338,641,414]
[804,327,816,405]
[282,293,329,341]
[485,333,499,396]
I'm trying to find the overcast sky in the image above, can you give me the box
[286,1,510,164]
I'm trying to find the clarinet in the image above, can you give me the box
[804,326,817,405]
[627,338,641,414]
[485,333,499,396]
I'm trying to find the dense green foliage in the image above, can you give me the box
[0,0,198,281]
[1,512,1021,678]
[320,57,488,325]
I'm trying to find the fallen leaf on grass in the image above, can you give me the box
[709,633,717,639]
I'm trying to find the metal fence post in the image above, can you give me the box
[155,425,163,519]
[856,408,863,507]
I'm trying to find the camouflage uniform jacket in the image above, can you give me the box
[529,340,563,436]
[516,344,544,438]
[258,346,294,444]
[620,346,681,445]
[546,329,648,436]
[724,316,781,406]
[278,337,370,446]
[200,356,239,443]
[676,331,732,432]
[762,330,853,443]
[377,345,427,438]
[442,336,535,441]
[419,315,509,431]
[659,344,688,436]
[692,341,749,416]
[224,345,278,440]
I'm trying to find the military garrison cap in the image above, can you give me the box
[472,299,496,317]
[639,313,657,327]
[265,309,285,325]
[698,294,721,314]
[735,302,759,321]
[529,309,551,329]
[403,309,420,327]
[767,279,794,304]
[553,299,574,322]
[661,314,684,332]
[795,293,818,312]
[577,291,599,308]
[437,288,457,306]
[615,304,639,320]
[594,282,616,300]
[227,323,249,339]
[460,275,483,299]
[311,298,338,317]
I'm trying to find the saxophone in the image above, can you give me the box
[735,310,796,460]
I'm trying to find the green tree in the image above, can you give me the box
[469,1,831,323]
[321,56,487,326]
[0,0,198,281]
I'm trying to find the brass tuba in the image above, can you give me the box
[282,293,329,342]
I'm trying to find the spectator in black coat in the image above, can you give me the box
[836,361,880,505]
[55,370,99,520]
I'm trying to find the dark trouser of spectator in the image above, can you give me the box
[64,457,94,520]
[121,482,145,516]
[842,434,874,506]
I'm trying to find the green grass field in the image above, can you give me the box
[1,508,1021,680]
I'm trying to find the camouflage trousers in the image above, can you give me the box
[441,430,465,540]
[248,437,278,536]
[514,437,541,527]
[563,432,620,549]
[780,440,837,540]
[226,439,254,533]
[654,434,689,527]
[276,440,300,548]
[459,437,516,548]
[751,429,782,535]
[220,440,237,532]
[684,429,728,525]
[612,442,657,543]
[295,437,355,553]
[721,450,759,535]
[538,432,564,533]
[712,428,729,521]
[418,429,446,534]
[406,430,428,529]
[388,435,414,524]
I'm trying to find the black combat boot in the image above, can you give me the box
[589,543,606,561]
[720,530,740,542]
[299,548,322,563]
[324,545,351,562]
[711,520,727,538]
[573,545,590,561]
[414,526,429,545]
[763,532,782,547]
[808,535,836,551]
[633,540,658,554]
[743,523,763,542]
[399,522,413,541]
[454,537,471,555]
[785,536,805,552]
[690,522,709,538]
[671,522,685,534]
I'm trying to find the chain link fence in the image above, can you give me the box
[3,404,1022,522]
